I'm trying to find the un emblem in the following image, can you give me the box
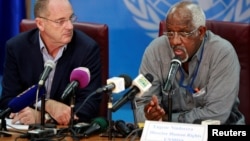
[123,0,250,39]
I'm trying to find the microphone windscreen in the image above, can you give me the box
[193,119,202,124]
[91,117,108,131]
[8,85,46,113]
[44,60,55,69]
[171,56,182,65]
[114,120,131,136]
[133,73,153,98]
[70,67,90,88]
[145,73,154,82]
[118,74,132,89]
[83,117,108,137]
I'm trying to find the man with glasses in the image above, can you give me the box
[0,0,102,125]
[135,1,245,125]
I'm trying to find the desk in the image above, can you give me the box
[0,128,141,141]
[1,135,140,141]
[1,133,140,141]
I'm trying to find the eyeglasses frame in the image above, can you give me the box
[38,14,77,26]
[163,27,199,39]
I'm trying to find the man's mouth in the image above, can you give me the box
[173,47,184,56]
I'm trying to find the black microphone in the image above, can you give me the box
[61,67,91,100]
[82,117,108,137]
[0,85,46,118]
[112,73,154,112]
[73,122,91,134]
[38,60,55,87]
[114,120,131,137]
[193,119,203,124]
[163,56,181,92]
[95,74,132,94]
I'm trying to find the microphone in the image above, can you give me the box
[73,122,91,134]
[61,67,90,100]
[163,56,181,92]
[38,60,55,87]
[193,119,203,124]
[114,120,131,137]
[74,74,132,114]
[82,117,108,137]
[112,73,154,112]
[95,74,132,94]
[0,85,46,118]
[193,119,221,125]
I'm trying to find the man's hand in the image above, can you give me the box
[45,99,78,125]
[144,95,166,121]
[10,107,41,125]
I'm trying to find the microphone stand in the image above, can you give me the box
[107,91,113,141]
[163,57,181,122]
[28,85,56,134]
[28,85,52,140]
[68,88,78,139]
[163,83,173,122]
[0,113,11,137]
[27,85,46,131]
[167,90,172,122]
[131,97,140,138]
[40,86,45,130]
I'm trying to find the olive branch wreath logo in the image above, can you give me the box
[123,0,250,39]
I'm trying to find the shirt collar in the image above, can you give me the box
[192,34,207,62]
[38,32,67,52]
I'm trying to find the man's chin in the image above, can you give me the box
[181,55,189,63]
[174,54,188,63]
[63,38,72,44]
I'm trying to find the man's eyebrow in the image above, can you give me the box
[55,14,75,20]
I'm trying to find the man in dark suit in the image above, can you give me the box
[0,0,102,125]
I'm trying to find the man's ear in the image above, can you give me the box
[35,18,45,31]
[199,26,207,40]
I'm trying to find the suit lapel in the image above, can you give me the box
[50,45,72,99]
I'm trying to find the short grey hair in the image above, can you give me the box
[167,1,206,28]
[187,3,206,28]
[34,0,50,17]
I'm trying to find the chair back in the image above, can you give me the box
[159,20,250,124]
[20,19,109,118]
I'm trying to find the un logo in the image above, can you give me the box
[123,0,250,39]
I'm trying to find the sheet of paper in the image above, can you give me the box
[3,118,29,130]
[140,120,207,141]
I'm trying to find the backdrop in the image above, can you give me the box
[0,0,250,122]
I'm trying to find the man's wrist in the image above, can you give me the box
[45,99,52,113]
[45,113,54,123]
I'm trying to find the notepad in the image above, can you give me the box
[4,118,29,130]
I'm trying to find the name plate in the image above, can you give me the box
[140,120,207,141]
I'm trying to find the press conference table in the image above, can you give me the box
[0,127,141,141]
[1,134,140,141]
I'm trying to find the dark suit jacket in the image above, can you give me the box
[0,28,102,123]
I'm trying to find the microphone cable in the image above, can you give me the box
[57,91,98,140]
[76,74,132,114]
[74,90,98,115]
[123,128,143,141]
[34,85,41,125]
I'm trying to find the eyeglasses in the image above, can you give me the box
[39,14,77,26]
[164,28,199,39]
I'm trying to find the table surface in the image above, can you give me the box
[0,127,141,141]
